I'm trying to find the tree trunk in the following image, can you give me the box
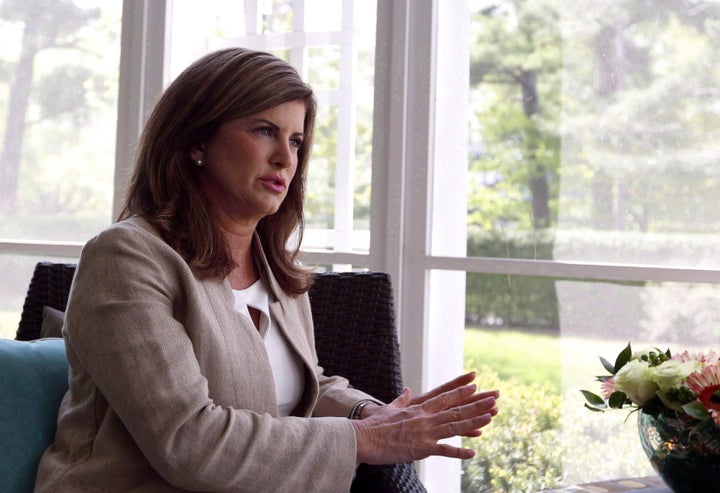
[592,24,625,230]
[520,70,550,229]
[0,22,39,211]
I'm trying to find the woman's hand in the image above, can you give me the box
[350,371,499,465]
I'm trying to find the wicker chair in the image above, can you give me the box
[16,262,426,493]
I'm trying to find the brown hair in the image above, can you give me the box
[118,48,316,294]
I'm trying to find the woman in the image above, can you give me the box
[35,48,499,493]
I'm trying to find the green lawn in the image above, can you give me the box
[464,328,562,389]
[464,327,641,391]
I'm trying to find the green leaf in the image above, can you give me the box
[683,401,711,420]
[690,418,714,437]
[580,390,607,409]
[584,403,605,412]
[609,391,628,409]
[600,356,615,374]
[614,343,632,373]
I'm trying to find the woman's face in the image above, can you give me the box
[192,100,306,228]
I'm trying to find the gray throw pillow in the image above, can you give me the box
[40,306,65,339]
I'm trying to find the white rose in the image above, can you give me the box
[652,360,699,391]
[614,360,658,406]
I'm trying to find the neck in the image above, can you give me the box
[226,230,260,290]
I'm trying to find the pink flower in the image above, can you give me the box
[600,377,616,400]
[674,350,719,364]
[687,363,720,425]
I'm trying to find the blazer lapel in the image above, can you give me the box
[253,236,320,414]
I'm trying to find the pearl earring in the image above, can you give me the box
[195,159,204,167]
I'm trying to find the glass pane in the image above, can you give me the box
[260,0,293,34]
[304,0,341,33]
[0,253,78,340]
[166,0,376,253]
[463,1,720,267]
[461,271,720,491]
[306,46,340,89]
[0,1,121,242]
[305,104,338,235]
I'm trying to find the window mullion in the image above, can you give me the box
[114,0,168,219]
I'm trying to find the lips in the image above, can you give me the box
[259,175,287,193]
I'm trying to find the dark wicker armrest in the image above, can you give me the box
[310,272,426,493]
[16,262,76,341]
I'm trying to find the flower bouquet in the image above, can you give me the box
[581,343,720,493]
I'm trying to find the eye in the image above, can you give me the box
[290,137,304,149]
[255,126,274,137]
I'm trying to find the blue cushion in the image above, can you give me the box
[0,339,68,493]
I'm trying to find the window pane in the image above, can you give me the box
[0,1,121,242]
[166,0,377,253]
[463,1,720,267]
[461,271,720,490]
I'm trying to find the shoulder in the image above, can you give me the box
[76,216,193,291]
[83,216,178,262]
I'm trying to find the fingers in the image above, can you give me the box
[433,442,477,460]
[410,371,477,405]
[422,394,497,439]
[420,383,484,414]
[455,390,500,412]
[389,387,413,408]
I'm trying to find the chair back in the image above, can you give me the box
[16,262,76,341]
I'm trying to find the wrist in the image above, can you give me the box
[359,402,382,419]
[349,399,373,420]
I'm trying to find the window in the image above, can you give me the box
[0,0,121,338]
[453,0,720,490]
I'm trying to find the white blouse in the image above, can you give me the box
[232,279,305,416]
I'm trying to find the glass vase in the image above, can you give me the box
[637,410,720,493]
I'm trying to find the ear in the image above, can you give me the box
[189,143,205,162]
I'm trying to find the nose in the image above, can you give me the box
[272,141,296,169]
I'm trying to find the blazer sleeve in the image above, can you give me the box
[64,224,358,493]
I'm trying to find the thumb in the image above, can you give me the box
[391,387,413,408]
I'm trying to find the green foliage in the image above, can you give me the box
[683,401,711,421]
[461,366,564,493]
[469,0,720,236]
[466,228,720,339]
[469,0,562,231]
[34,65,95,124]
[614,343,633,373]
[463,330,655,491]
[466,226,559,328]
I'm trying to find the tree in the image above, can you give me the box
[0,0,99,210]
[469,0,562,230]
[561,0,720,232]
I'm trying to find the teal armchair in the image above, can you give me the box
[0,338,68,493]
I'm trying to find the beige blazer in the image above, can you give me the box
[35,217,376,493]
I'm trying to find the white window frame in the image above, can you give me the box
[4,0,720,489]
